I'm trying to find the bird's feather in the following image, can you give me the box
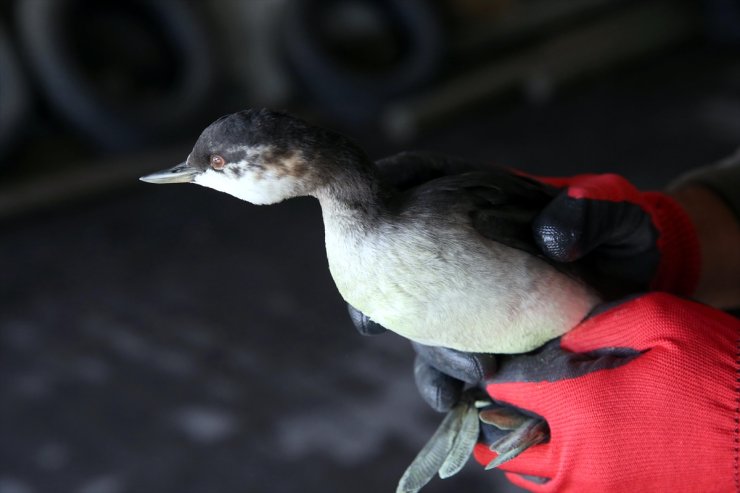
[375,151,481,191]
[376,152,557,258]
[402,169,556,260]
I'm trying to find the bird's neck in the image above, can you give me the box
[313,151,391,236]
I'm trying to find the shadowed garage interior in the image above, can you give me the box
[2,1,740,492]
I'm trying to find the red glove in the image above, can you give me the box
[474,293,740,492]
[527,173,701,296]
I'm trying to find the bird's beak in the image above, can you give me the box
[139,162,199,184]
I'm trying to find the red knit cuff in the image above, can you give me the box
[642,192,701,296]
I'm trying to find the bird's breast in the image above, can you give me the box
[324,220,600,353]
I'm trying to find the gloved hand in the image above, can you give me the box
[530,172,701,296]
[348,164,725,492]
[473,293,739,492]
[350,168,704,406]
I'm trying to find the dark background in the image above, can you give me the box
[1,1,739,492]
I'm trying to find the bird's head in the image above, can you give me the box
[140,109,343,205]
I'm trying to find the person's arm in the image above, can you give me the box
[669,151,740,309]
[670,186,740,308]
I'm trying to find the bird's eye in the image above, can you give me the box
[210,155,226,170]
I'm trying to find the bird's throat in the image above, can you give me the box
[314,158,391,232]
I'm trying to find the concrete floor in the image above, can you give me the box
[2,47,739,493]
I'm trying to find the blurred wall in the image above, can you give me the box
[1,2,740,493]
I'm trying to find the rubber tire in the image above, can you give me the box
[0,26,31,163]
[282,0,445,123]
[16,0,215,151]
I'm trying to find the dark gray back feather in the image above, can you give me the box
[375,151,622,300]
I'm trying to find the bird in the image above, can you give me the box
[140,109,599,491]
[140,109,602,354]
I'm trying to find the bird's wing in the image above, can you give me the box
[403,168,558,259]
[375,151,558,257]
[374,151,482,191]
[399,166,634,300]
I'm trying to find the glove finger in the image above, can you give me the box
[533,192,591,262]
[489,339,635,387]
[346,304,387,336]
[533,184,655,266]
[413,356,464,412]
[533,192,640,262]
[412,341,496,385]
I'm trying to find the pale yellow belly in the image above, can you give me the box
[327,232,600,354]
